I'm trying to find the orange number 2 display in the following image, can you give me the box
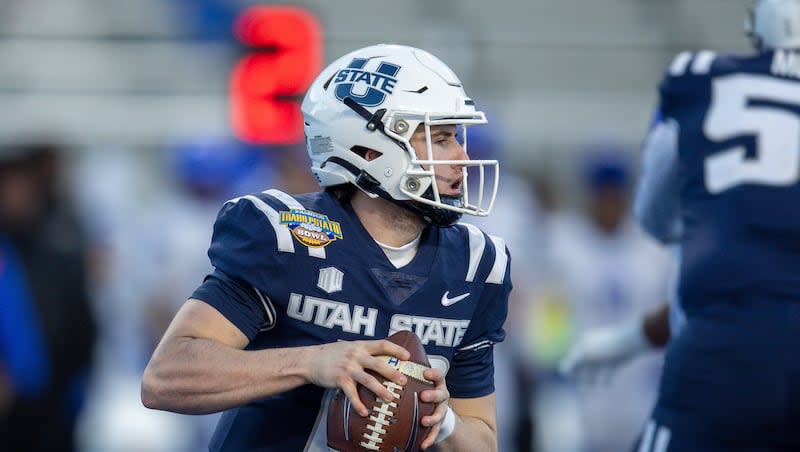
[230,6,322,144]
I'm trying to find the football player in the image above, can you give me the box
[560,1,800,449]
[141,44,511,452]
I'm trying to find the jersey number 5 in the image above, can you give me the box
[704,74,800,193]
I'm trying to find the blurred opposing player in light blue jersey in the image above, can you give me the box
[560,1,800,450]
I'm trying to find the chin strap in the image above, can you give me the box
[342,97,387,132]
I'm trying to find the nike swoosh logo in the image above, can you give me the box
[394,392,419,452]
[441,291,470,306]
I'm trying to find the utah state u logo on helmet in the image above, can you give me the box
[333,58,401,107]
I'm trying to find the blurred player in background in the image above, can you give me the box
[560,1,800,449]
[538,148,668,452]
[0,140,97,451]
[141,44,511,451]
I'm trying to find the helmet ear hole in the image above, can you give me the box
[350,146,382,161]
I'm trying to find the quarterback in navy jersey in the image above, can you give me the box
[560,1,800,450]
[142,44,511,452]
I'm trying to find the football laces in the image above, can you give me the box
[359,381,404,451]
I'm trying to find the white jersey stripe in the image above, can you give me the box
[653,426,671,452]
[668,51,692,76]
[637,420,656,452]
[460,223,485,282]
[486,235,508,284]
[265,189,327,259]
[230,195,295,253]
[457,339,493,352]
[690,50,715,75]
[253,287,277,332]
[265,188,301,208]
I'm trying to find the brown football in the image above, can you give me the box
[327,330,436,452]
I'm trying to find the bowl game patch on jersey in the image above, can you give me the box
[280,209,343,248]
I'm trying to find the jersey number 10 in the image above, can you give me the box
[704,74,800,193]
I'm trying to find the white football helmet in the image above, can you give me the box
[301,44,498,226]
[747,0,800,49]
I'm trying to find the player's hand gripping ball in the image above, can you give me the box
[327,330,436,452]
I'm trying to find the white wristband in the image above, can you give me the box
[434,406,456,444]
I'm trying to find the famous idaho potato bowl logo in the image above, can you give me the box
[280,209,343,248]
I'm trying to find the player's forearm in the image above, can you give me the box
[433,414,497,452]
[141,336,312,414]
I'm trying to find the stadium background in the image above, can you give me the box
[0,1,751,451]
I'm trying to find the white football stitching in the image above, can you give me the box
[360,381,403,451]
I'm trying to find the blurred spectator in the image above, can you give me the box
[0,140,97,451]
[529,145,670,452]
[72,147,194,452]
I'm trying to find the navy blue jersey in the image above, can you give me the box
[655,50,800,312]
[191,189,511,451]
